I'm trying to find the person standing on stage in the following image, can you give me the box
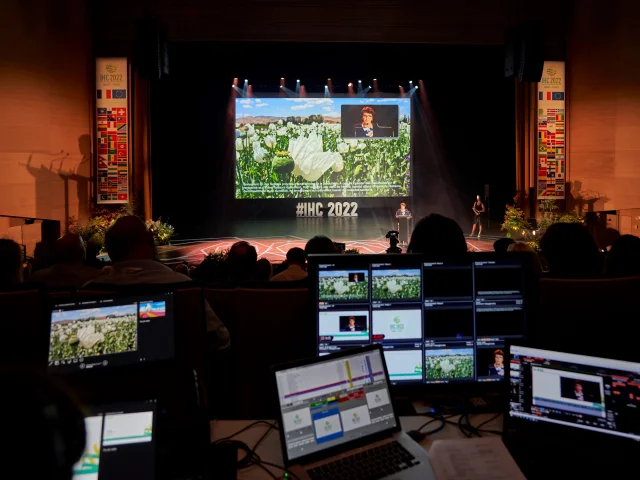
[471,195,485,239]
[395,202,411,218]
[395,202,412,246]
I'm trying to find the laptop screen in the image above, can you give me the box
[313,254,526,385]
[275,348,397,462]
[48,292,175,373]
[73,400,157,480]
[508,345,640,441]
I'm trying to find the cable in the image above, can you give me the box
[212,420,279,444]
[458,414,475,437]
[474,412,502,432]
[252,422,277,452]
[255,462,279,479]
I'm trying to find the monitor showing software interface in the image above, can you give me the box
[508,346,640,441]
[275,349,397,462]
[48,292,174,373]
[315,256,526,384]
[72,400,156,480]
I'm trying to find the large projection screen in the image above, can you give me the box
[235,97,411,199]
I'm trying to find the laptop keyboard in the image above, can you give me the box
[307,441,421,480]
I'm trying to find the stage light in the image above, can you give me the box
[416,86,419,89]
[373,78,377,81]
[348,82,353,87]
[325,85,328,88]
[280,77,284,79]
[358,80,362,83]
[280,85,283,88]
[297,79,300,82]
[244,79,248,82]
[409,80,413,83]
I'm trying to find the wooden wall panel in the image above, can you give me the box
[567,0,640,211]
[0,0,92,230]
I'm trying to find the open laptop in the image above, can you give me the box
[273,344,436,480]
[73,400,157,480]
[505,344,640,476]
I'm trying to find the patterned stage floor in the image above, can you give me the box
[158,235,496,265]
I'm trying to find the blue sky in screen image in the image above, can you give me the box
[235,97,411,120]
[52,304,138,323]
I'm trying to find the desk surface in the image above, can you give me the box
[211,414,502,479]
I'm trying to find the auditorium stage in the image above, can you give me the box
[158,235,497,265]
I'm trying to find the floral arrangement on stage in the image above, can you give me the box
[145,218,175,246]
[69,203,176,253]
[235,112,411,199]
[501,192,531,239]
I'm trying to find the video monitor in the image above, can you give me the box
[508,345,640,442]
[48,292,174,373]
[310,254,527,385]
[73,400,157,480]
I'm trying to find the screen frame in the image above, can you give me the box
[504,342,640,444]
[308,252,532,395]
[46,289,177,376]
[272,344,401,467]
[233,94,413,201]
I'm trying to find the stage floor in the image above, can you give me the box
[158,235,497,265]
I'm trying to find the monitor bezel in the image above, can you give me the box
[504,342,640,444]
[272,344,401,467]
[308,252,531,395]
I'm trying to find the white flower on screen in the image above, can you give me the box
[250,135,258,144]
[357,143,366,150]
[337,143,349,154]
[346,139,358,150]
[289,132,343,181]
[247,124,255,135]
[440,359,454,373]
[386,279,401,294]
[264,136,276,148]
[277,127,287,136]
[287,122,295,128]
[399,114,406,122]
[333,281,349,295]
[236,123,240,128]
[236,138,245,150]
[268,123,276,130]
[236,151,239,161]
[278,119,284,125]
[253,145,267,163]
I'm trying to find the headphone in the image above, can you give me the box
[0,371,86,480]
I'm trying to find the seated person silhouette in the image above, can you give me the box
[353,106,392,137]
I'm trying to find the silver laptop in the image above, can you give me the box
[273,345,436,480]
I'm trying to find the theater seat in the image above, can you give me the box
[532,277,640,362]
[230,287,314,418]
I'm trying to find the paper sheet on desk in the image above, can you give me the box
[428,437,525,480]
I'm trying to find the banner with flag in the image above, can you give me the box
[96,58,129,204]
[537,61,566,199]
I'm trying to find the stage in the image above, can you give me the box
[158,235,497,265]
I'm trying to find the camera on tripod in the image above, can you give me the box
[385,230,402,254]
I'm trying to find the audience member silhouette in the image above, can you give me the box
[508,242,543,274]
[539,223,601,277]
[493,237,515,254]
[0,239,24,290]
[28,234,101,288]
[226,241,259,284]
[305,235,339,258]
[271,247,308,282]
[86,216,229,349]
[604,234,640,278]
[255,258,273,281]
[407,214,468,256]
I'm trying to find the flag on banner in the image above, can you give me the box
[113,89,127,99]
[118,194,128,200]
[97,90,102,99]
[115,108,126,115]
[106,90,112,99]
[97,108,107,115]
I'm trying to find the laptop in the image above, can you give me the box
[73,400,158,480]
[273,344,436,480]
[504,344,640,476]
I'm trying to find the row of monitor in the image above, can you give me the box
[309,253,528,385]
